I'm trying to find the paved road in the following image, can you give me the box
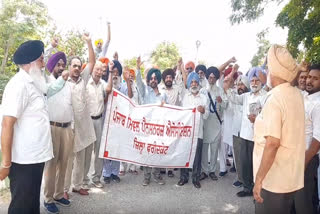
[0,165,254,214]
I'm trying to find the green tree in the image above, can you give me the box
[150,42,180,71]
[230,0,320,63]
[250,28,271,67]
[123,57,145,78]
[0,0,49,74]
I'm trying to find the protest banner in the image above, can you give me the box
[99,89,201,168]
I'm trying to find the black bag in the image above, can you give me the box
[207,92,223,125]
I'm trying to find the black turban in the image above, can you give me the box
[195,64,207,74]
[13,40,44,65]
[162,68,175,82]
[107,60,123,76]
[206,66,220,79]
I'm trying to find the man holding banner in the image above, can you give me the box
[135,57,168,186]
[177,72,209,189]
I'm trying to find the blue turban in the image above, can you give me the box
[206,66,220,79]
[247,67,265,81]
[147,68,162,83]
[187,72,200,89]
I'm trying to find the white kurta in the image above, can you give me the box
[67,67,96,153]
[201,84,227,144]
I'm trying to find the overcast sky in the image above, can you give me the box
[41,0,289,72]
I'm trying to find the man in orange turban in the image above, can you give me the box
[99,57,109,82]
[185,61,195,74]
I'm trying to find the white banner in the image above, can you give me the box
[99,89,200,168]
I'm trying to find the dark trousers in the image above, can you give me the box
[8,162,45,214]
[180,138,203,182]
[239,138,254,192]
[233,135,243,183]
[293,155,319,214]
[255,189,297,214]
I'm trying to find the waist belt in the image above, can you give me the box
[91,113,103,120]
[50,121,71,128]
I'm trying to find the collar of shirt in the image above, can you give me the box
[67,75,83,84]
[88,76,102,86]
[19,68,33,83]
[307,91,320,100]
[186,91,201,98]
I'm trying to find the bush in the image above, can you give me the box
[0,73,12,104]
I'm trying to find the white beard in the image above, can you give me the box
[250,84,262,93]
[29,65,48,94]
[113,77,121,89]
[190,86,200,94]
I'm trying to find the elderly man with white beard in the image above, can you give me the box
[224,66,267,198]
[176,72,209,189]
[0,40,68,214]
[200,66,227,181]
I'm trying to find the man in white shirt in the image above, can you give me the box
[0,40,67,214]
[135,58,168,186]
[176,72,209,189]
[294,64,320,214]
[43,51,74,213]
[160,60,187,177]
[64,34,96,198]
[200,66,227,181]
[231,75,250,188]
[224,66,267,197]
[86,61,112,189]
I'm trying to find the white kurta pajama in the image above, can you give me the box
[64,67,96,192]
[201,84,227,174]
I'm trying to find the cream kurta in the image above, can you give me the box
[201,84,227,144]
[253,83,305,193]
[67,67,96,153]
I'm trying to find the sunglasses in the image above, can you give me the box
[186,67,193,71]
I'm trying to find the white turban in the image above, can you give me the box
[267,44,299,82]
[236,75,250,89]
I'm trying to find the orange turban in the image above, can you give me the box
[185,61,195,71]
[129,69,135,79]
[81,63,87,71]
[99,57,109,65]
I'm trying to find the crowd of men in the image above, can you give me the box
[0,22,320,214]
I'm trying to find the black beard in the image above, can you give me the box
[150,82,157,89]
[238,89,245,95]
[165,81,172,88]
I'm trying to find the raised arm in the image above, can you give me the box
[81,33,96,84]
[218,57,237,76]
[99,22,111,59]
[123,69,133,98]
[135,56,146,99]
[46,70,69,98]
[177,58,187,89]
